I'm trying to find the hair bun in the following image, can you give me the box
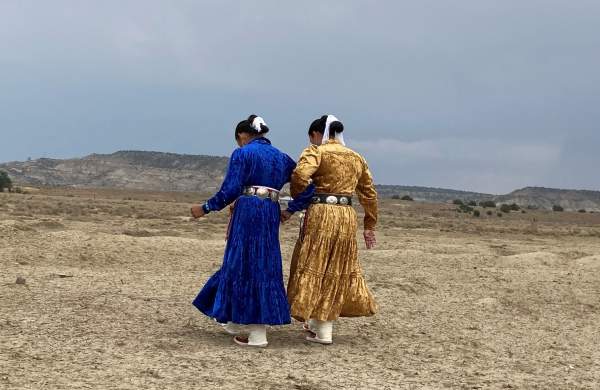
[329,121,344,133]
[258,123,270,134]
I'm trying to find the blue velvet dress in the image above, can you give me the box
[193,137,312,325]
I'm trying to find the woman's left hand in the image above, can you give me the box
[191,205,205,219]
[363,230,377,249]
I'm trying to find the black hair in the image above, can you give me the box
[235,114,269,139]
[308,115,344,138]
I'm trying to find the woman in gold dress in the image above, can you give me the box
[284,115,378,344]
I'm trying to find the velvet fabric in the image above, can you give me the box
[287,140,379,321]
[193,137,311,325]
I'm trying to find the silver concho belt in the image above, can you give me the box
[243,186,280,202]
[311,193,353,206]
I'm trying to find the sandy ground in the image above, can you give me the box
[1,189,600,389]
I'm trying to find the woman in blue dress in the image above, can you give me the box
[190,115,312,348]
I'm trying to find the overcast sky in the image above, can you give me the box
[1,1,598,193]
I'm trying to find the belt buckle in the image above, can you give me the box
[255,187,269,199]
[325,195,338,205]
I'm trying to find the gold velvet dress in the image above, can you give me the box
[287,140,378,321]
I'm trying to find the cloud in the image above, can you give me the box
[352,137,563,193]
[353,137,561,166]
[0,1,599,193]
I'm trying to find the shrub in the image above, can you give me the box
[480,200,496,208]
[486,210,493,216]
[473,210,480,217]
[578,209,586,213]
[500,204,511,213]
[467,200,477,206]
[509,203,520,211]
[0,170,12,192]
[391,194,401,200]
[521,210,526,214]
[453,199,464,205]
[458,204,474,213]
[401,195,414,201]
[553,205,564,212]
[497,212,503,217]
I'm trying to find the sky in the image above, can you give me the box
[0,1,599,194]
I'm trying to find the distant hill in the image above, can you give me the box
[495,187,600,212]
[0,151,229,192]
[2,151,599,211]
[381,184,600,211]
[377,185,494,203]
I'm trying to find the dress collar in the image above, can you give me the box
[248,137,271,145]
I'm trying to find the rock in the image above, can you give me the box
[15,276,26,285]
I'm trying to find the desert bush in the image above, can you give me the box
[521,210,526,214]
[467,200,477,206]
[497,212,503,217]
[473,210,480,217]
[479,200,496,208]
[486,210,493,216]
[0,171,12,192]
[391,194,400,200]
[401,195,414,201]
[508,203,520,211]
[578,209,586,213]
[526,205,539,210]
[500,204,511,213]
[553,205,564,212]
[458,204,474,213]
[453,199,464,205]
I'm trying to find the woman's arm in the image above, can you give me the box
[356,157,378,231]
[290,145,321,198]
[204,148,246,213]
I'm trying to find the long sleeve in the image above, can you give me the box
[290,145,321,198]
[356,157,378,230]
[287,183,315,213]
[206,149,245,212]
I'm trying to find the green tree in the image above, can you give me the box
[0,170,12,192]
[401,195,414,201]
[553,205,564,212]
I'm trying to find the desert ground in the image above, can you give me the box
[1,188,599,389]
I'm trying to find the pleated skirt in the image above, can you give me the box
[193,196,291,325]
[287,203,378,321]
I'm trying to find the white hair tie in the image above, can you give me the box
[251,116,267,133]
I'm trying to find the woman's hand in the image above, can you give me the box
[190,205,205,219]
[280,210,293,223]
[363,229,376,249]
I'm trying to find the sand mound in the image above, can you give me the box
[498,251,563,267]
[573,255,600,269]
